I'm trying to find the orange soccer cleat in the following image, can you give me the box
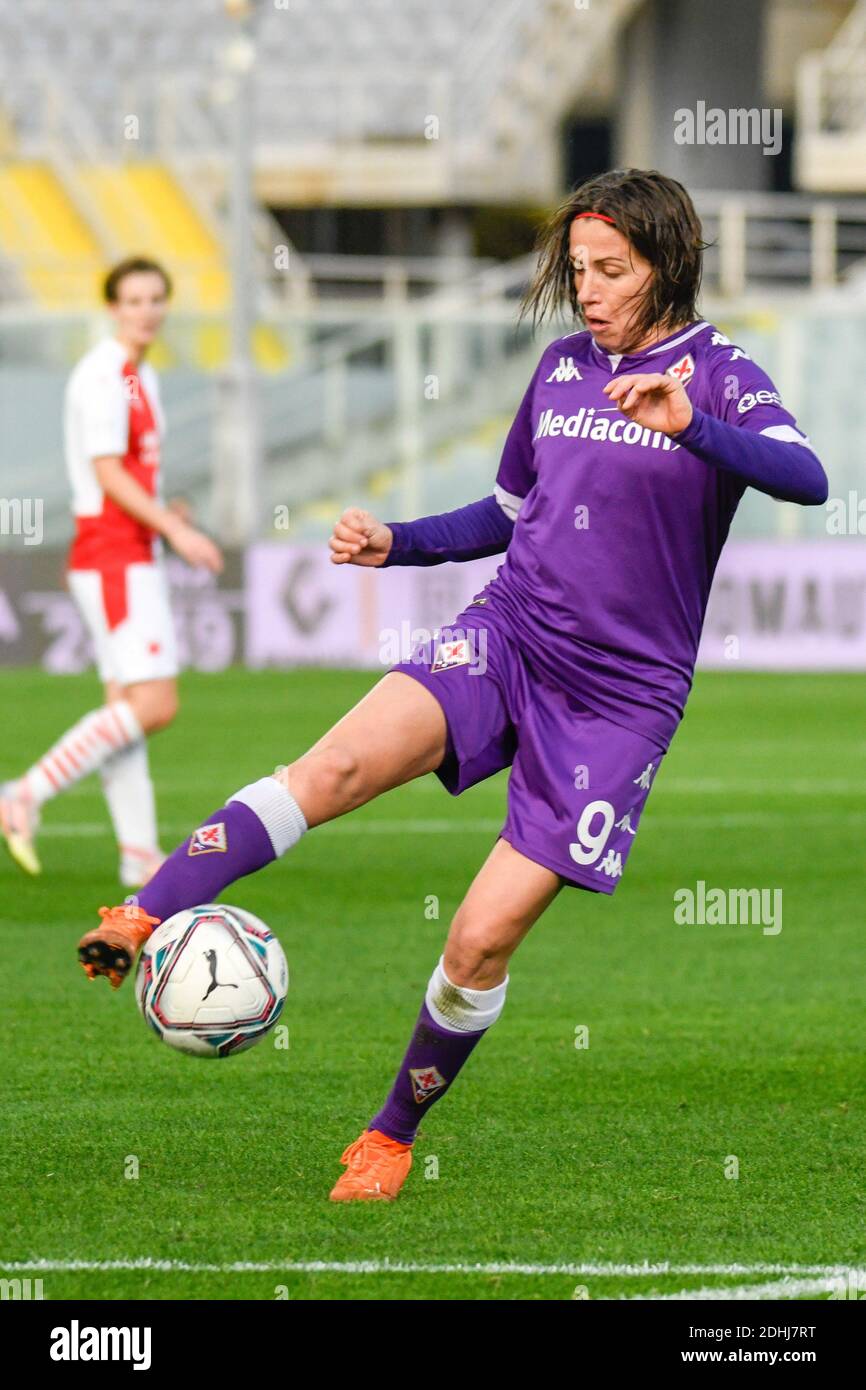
[77,904,161,989]
[329,1128,413,1203]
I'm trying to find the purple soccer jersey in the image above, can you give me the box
[127,322,825,929]
[473,321,816,748]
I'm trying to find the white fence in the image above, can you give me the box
[1,298,865,549]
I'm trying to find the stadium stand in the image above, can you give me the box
[0,0,863,547]
[797,0,866,191]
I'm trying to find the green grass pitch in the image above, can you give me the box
[1,666,863,1301]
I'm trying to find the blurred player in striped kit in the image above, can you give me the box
[0,259,222,887]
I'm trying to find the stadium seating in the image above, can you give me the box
[0,157,228,313]
[0,161,103,307]
[0,0,862,548]
[0,0,637,205]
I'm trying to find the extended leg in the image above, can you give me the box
[77,671,448,986]
[330,839,562,1201]
[0,675,178,879]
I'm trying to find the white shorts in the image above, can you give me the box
[68,560,179,686]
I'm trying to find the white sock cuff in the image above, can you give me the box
[425,956,509,1034]
[228,776,308,857]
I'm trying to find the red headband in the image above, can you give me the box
[574,212,617,225]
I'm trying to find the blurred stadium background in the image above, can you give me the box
[4,0,866,1307]
[0,0,864,670]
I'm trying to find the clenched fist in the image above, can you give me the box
[328,506,393,567]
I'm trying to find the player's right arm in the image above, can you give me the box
[328,495,515,568]
[329,357,542,568]
[91,455,223,572]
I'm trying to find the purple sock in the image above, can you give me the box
[130,800,277,924]
[370,1001,487,1145]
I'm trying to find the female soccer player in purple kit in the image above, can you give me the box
[78,170,828,1202]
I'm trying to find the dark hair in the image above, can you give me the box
[103,257,172,304]
[521,168,707,348]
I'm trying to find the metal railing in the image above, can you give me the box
[2,296,864,550]
[694,193,866,296]
[798,0,866,138]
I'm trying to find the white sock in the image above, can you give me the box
[21,700,143,807]
[228,775,308,856]
[425,956,509,1034]
[99,737,160,864]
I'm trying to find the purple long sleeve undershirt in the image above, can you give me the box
[673,407,829,505]
[382,410,828,567]
[382,492,514,567]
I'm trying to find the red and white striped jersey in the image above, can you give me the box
[65,337,166,571]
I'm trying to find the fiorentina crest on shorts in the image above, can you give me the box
[667,352,695,387]
[409,1065,447,1103]
[188,822,228,856]
[431,638,471,672]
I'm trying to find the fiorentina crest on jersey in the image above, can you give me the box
[188,822,228,856]
[431,638,471,672]
[667,352,695,387]
[409,1065,447,1104]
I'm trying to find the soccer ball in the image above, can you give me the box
[134,903,288,1058]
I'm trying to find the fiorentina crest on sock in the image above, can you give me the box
[188,822,228,856]
[409,1065,447,1104]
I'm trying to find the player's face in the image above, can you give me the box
[109,272,170,350]
[569,218,657,354]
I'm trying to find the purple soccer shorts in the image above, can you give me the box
[389,607,667,894]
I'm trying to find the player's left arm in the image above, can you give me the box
[604,362,828,506]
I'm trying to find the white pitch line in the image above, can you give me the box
[35,820,507,839]
[31,808,866,840]
[54,777,866,798]
[624,1275,855,1301]
[660,778,865,795]
[2,1259,864,1282]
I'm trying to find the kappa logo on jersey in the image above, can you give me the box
[615,810,637,836]
[546,356,583,383]
[409,1065,447,1104]
[667,353,695,387]
[633,762,656,791]
[594,849,623,879]
[431,638,471,672]
[188,822,228,856]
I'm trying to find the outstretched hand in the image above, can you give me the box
[603,372,693,436]
[164,517,224,573]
